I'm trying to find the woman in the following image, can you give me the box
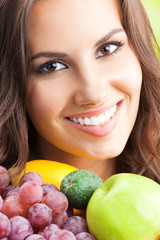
[0,0,160,183]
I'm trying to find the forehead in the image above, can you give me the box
[28,0,122,53]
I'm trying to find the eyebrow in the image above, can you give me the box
[31,52,68,61]
[94,28,125,48]
[31,28,125,61]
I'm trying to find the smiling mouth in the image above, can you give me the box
[68,104,117,126]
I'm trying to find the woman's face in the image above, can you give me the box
[26,0,142,161]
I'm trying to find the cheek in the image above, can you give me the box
[26,83,50,117]
[25,80,65,120]
[113,52,142,96]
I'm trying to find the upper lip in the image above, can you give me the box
[66,100,122,118]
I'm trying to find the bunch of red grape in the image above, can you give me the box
[0,166,96,240]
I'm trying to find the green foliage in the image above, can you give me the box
[141,0,160,59]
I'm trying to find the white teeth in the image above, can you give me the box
[113,104,117,113]
[73,117,78,123]
[98,114,105,125]
[109,104,117,117]
[84,117,91,126]
[105,111,111,121]
[69,104,117,126]
[78,118,84,125]
[90,116,99,126]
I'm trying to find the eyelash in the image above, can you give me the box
[96,40,124,58]
[35,40,124,75]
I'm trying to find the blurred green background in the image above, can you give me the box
[141,0,160,59]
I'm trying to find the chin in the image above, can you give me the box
[85,145,125,161]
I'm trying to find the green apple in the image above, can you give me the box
[141,0,160,59]
[86,173,160,240]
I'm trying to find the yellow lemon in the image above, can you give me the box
[12,160,78,189]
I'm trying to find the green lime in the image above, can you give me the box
[60,169,103,209]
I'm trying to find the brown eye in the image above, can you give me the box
[101,46,111,55]
[37,61,67,74]
[45,62,66,72]
[96,43,118,58]
[46,62,57,71]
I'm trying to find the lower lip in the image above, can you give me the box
[66,101,123,137]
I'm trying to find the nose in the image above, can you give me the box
[73,63,108,106]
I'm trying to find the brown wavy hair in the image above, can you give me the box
[0,0,160,182]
